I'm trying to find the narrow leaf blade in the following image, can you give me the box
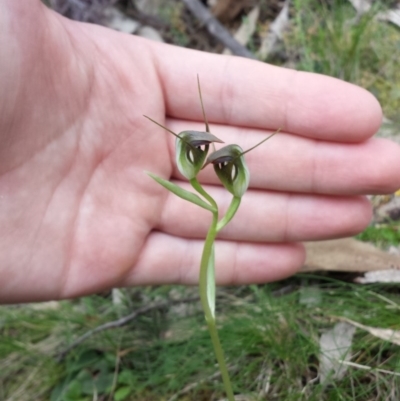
[206,245,216,319]
[146,172,215,212]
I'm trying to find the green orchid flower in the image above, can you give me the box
[175,130,223,179]
[142,119,223,180]
[205,144,250,198]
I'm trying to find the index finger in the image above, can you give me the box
[149,40,382,143]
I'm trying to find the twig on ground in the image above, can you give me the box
[254,361,272,398]
[126,3,169,31]
[347,0,372,16]
[257,0,290,60]
[167,364,238,401]
[181,0,256,59]
[223,5,259,55]
[338,359,400,377]
[56,295,199,361]
[377,7,400,28]
[50,0,118,23]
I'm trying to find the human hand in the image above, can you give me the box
[1,0,399,303]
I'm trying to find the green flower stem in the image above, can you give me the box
[200,215,235,401]
[207,318,235,401]
[217,196,241,232]
[191,177,235,401]
[190,178,217,210]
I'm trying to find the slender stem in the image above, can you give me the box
[217,196,241,232]
[193,178,235,401]
[207,319,235,401]
[190,178,218,210]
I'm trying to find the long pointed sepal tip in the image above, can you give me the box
[240,128,281,157]
[143,115,181,139]
[197,75,210,134]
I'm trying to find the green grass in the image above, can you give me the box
[357,223,400,247]
[284,0,400,121]
[2,280,400,400]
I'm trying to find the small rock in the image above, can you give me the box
[137,26,165,42]
[104,7,140,34]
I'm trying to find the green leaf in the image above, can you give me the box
[114,386,131,401]
[206,245,216,319]
[146,172,216,212]
[65,380,82,399]
[118,370,135,385]
[93,371,114,393]
[50,381,67,401]
[66,350,100,374]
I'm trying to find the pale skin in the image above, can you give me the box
[1,0,400,304]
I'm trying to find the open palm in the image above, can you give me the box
[1,0,399,303]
